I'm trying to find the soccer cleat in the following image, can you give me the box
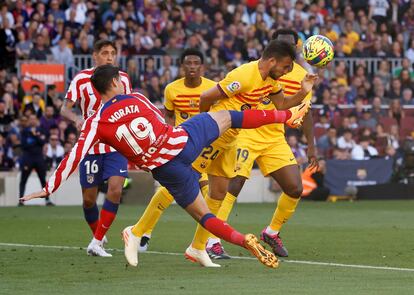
[206,242,231,260]
[102,235,108,247]
[244,234,279,269]
[184,246,221,267]
[87,238,112,257]
[138,234,151,253]
[45,200,55,206]
[122,226,141,267]
[286,100,311,128]
[260,229,289,257]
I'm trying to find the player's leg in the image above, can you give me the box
[18,157,32,205]
[79,155,101,235]
[263,164,302,257]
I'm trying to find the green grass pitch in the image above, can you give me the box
[1,201,414,295]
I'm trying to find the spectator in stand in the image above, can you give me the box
[0,99,14,137]
[64,0,87,26]
[376,60,392,87]
[388,99,405,125]
[0,133,14,171]
[359,109,377,131]
[337,129,356,152]
[158,55,178,82]
[350,97,366,120]
[23,93,44,118]
[317,125,337,157]
[45,134,64,170]
[141,56,159,83]
[51,38,74,66]
[401,88,414,105]
[321,94,342,123]
[40,106,60,136]
[351,135,379,160]
[301,159,330,201]
[29,34,51,61]
[19,114,53,206]
[370,96,387,122]
[15,30,32,60]
[399,69,414,91]
[393,58,414,78]
[145,76,163,106]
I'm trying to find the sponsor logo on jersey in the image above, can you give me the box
[241,103,251,111]
[180,112,189,119]
[226,81,241,93]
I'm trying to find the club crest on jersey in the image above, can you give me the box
[226,81,241,93]
[240,104,251,110]
[200,161,207,169]
[261,96,271,105]
[86,174,94,184]
[180,112,189,119]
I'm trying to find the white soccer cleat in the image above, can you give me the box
[87,238,112,257]
[122,226,141,267]
[102,235,109,246]
[184,245,221,267]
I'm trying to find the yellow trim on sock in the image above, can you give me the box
[269,192,300,232]
[132,186,174,237]
[191,196,223,250]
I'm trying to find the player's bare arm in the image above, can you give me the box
[199,85,228,112]
[302,111,318,169]
[61,99,84,130]
[270,73,318,110]
[164,109,175,126]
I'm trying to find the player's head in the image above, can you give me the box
[262,40,296,80]
[272,29,299,46]
[91,64,123,98]
[93,39,117,67]
[180,48,204,79]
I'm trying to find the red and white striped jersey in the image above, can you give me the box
[45,92,189,194]
[65,67,132,155]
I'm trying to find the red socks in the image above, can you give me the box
[201,214,245,247]
[230,109,292,129]
[94,199,119,241]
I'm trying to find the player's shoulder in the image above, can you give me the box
[201,76,217,87]
[165,77,185,90]
[119,70,130,78]
[73,68,94,81]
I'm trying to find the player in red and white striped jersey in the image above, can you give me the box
[23,64,311,268]
[60,40,132,257]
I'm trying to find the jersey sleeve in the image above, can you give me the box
[121,72,133,94]
[217,67,252,97]
[44,115,100,194]
[163,85,174,111]
[65,73,81,103]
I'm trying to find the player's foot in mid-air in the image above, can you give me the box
[185,246,221,267]
[122,226,141,266]
[87,238,112,257]
[286,101,311,128]
[244,234,279,268]
[206,241,231,260]
[260,229,288,257]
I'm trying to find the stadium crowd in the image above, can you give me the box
[0,0,413,173]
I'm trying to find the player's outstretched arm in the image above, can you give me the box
[21,116,100,202]
[271,74,318,110]
[199,85,227,112]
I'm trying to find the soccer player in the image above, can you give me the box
[130,40,318,267]
[131,48,216,254]
[22,64,311,269]
[206,29,318,259]
[60,40,132,256]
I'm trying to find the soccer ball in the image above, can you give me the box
[302,35,334,67]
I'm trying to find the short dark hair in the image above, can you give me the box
[262,40,296,61]
[272,29,299,45]
[91,64,120,94]
[93,39,117,53]
[180,48,204,64]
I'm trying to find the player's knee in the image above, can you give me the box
[107,184,123,199]
[82,199,95,208]
[284,184,303,199]
[228,177,246,197]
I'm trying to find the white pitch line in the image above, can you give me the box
[1,242,414,273]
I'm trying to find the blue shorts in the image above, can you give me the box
[152,113,220,208]
[79,152,128,188]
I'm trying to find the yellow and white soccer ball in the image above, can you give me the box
[302,35,334,67]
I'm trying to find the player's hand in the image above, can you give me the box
[75,118,84,130]
[307,146,319,170]
[21,190,49,202]
[301,74,318,93]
